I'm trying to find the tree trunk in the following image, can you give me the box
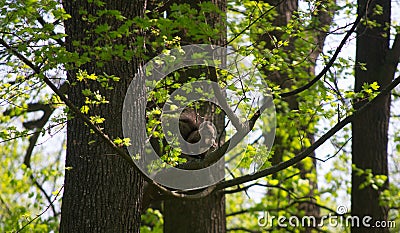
[162,1,227,233]
[60,1,145,232]
[162,93,226,233]
[164,189,226,233]
[351,0,393,232]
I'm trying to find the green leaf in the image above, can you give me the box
[370,81,380,91]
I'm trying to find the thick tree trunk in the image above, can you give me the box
[163,102,226,233]
[351,0,392,232]
[162,1,227,233]
[164,189,226,233]
[60,1,145,232]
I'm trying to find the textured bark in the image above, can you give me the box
[162,1,227,233]
[351,0,393,232]
[60,1,145,232]
[164,190,226,233]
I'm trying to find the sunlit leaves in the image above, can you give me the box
[141,208,163,233]
[0,0,398,231]
[0,141,62,232]
[113,137,131,147]
[80,105,89,114]
[352,164,388,191]
[89,115,105,124]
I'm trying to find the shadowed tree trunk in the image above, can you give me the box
[351,0,398,232]
[60,1,145,232]
[162,1,227,233]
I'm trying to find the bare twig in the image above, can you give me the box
[15,185,63,233]
[311,137,351,162]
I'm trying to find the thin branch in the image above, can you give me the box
[0,122,65,144]
[311,137,351,162]
[223,0,286,47]
[280,7,364,98]
[224,183,297,199]
[36,16,64,46]
[0,38,135,170]
[15,185,63,233]
[0,194,12,216]
[4,33,400,198]
[0,37,203,199]
[30,176,57,216]
[307,21,356,35]
[227,199,339,218]
[194,74,400,195]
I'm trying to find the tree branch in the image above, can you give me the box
[5,33,398,199]
[176,104,264,170]
[36,16,64,46]
[223,0,286,47]
[224,183,296,198]
[386,33,400,65]
[280,7,363,98]
[15,185,64,233]
[0,37,206,199]
[3,100,59,215]
[190,74,400,196]
[0,38,135,169]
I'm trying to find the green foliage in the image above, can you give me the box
[0,140,63,232]
[141,208,163,233]
[0,0,399,232]
[352,164,388,191]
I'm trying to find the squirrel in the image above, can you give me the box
[149,107,217,161]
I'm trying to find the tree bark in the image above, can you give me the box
[60,1,145,232]
[351,0,393,232]
[164,188,226,233]
[162,1,227,233]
